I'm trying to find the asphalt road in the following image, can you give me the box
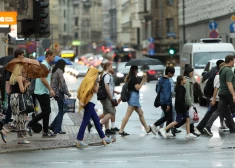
[1,75,235,168]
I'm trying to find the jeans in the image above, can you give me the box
[206,95,235,130]
[77,102,105,140]
[50,94,64,133]
[154,105,172,127]
[197,102,218,130]
[159,105,176,127]
[28,94,51,133]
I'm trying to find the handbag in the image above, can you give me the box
[5,81,12,94]
[18,91,34,113]
[63,98,76,113]
[111,99,118,107]
[189,106,199,123]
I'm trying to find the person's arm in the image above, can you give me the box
[58,70,71,97]
[185,80,193,107]
[40,78,55,97]
[104,75,113,99]
[164,82,172,109]
[134,74,146,91]
[211,75,219,106]
[211,88,218,106]
[17,76,30,93]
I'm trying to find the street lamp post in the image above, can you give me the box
[182,0,186,44]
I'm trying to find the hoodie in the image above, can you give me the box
[157,77,172,106]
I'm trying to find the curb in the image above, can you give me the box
[0,141,103,154]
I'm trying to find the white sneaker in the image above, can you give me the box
[194,128,201,135]
[185,133,197,139]
[150,125,158,135]
[165,132,175,138]
[159,128,167,138]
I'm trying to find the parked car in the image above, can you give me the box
[70,64,89,78]
[113,62,143,86]
[141,64,165,82]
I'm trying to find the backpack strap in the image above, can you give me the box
[219,66,228,75]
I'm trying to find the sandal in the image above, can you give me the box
[119,131,129,136]
[0,130,7,143]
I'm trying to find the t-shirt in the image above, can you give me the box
[128,75,139,92]
[103,72,115,99]
[34,60,51,95]
[219,66,235,96]
[211,74,219,101]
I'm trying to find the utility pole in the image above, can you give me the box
[78,0,83,56]
[182,0,186,44]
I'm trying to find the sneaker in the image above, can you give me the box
[196,127,204,134]
[175,128,182,133]
[18,139,31,144]
[111,127,119,132]
[159,128,167,138]
[150,125,158,135]
[192,132,201,137]
[219,126,229,132]
[27,127,33,136]
[42,131,56,138]
[194,127,201,135]
[203,127,213,136]
[185,133,197,139]
[165,132,175,138]
[105,129,116,135]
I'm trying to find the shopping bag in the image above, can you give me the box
[189,106,199,123]
[63,98,76,113]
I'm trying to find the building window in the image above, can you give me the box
[166,18,174,33]
[155,0,158,7]
[64,10,66,18]
[167,0,174,6]
[74,32,78,39]
[75,17,78,26]
[64,24,66,31]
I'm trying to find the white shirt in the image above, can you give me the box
[89,94,98,104]
[211,74,219,101]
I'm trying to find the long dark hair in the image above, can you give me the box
[176,75,184,86]
[125,66,138,82]
[52,59,66,73]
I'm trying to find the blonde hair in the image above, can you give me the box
[10,64,23,85]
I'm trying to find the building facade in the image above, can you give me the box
[178,0,235,51]
[151,0,180,64]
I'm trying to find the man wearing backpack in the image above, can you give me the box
[196,60,225,134]
[197,60,225,133]
[99,62,120,134]
[203,55,235,136]
[150,66,175,136]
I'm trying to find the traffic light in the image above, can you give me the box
[168,47,176,55]
[33,0,50,38]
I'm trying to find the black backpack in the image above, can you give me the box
[154,83,163,108]
[97,74,108,100]
[203,72,217,98]
[121,82,131,102]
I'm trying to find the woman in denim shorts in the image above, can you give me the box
[119,66,155,136]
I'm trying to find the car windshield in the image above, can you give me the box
[193,52,234,69]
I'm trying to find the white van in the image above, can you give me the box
[180,38,235,83]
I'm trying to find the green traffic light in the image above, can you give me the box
[168,48,176,55]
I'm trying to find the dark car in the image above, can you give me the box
[114,62,143,86]
[140,65,165,82]
[112,47,136,63]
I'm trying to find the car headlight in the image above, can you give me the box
[137,71,144,77]
[116,72,124,77]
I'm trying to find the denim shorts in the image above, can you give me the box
[128,92,141,108]
[175,111,189,123]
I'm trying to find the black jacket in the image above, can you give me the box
[175,85,186,113]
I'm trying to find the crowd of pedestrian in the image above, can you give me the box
[1,49,235,148]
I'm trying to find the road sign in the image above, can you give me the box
[230,22,235,33]
[209,21,218,30]
[0,12,17,25]
[209,30,218,38]
[231,15,235,21]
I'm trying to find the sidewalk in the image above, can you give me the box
[0,98,102,154]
